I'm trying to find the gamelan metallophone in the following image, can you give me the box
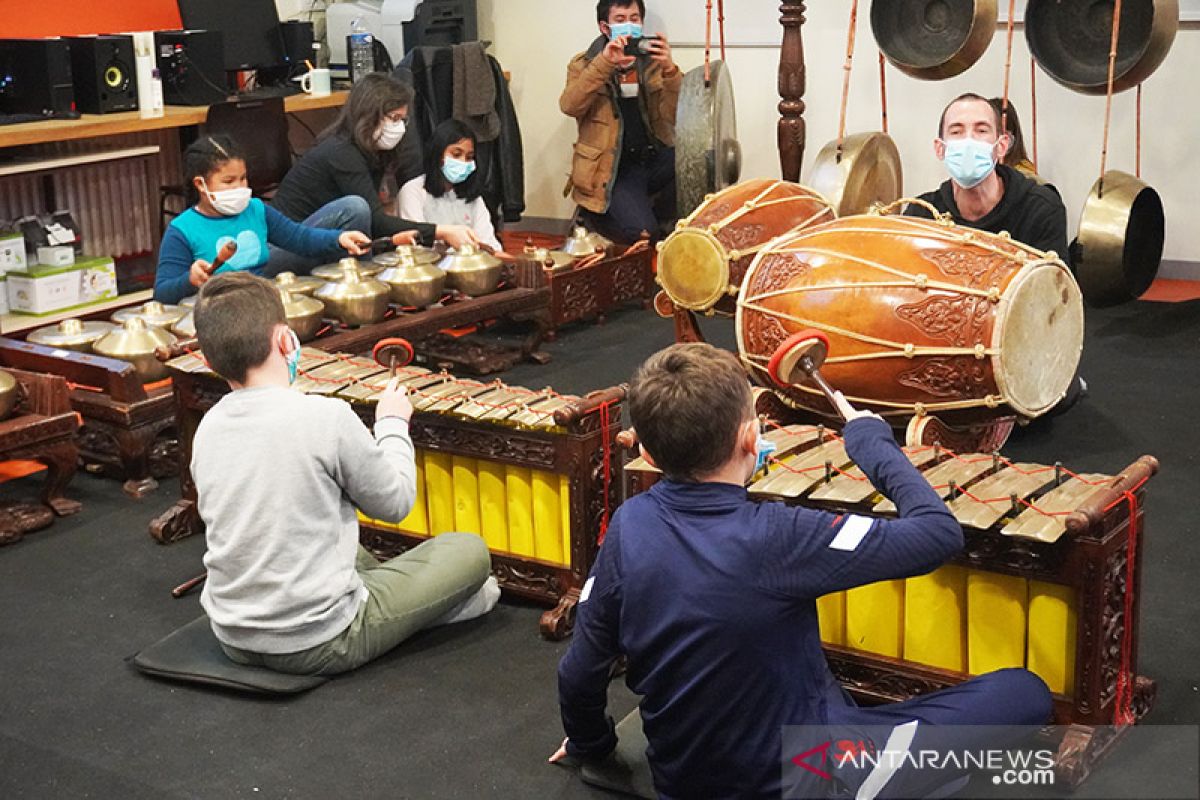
[155,347,624,639]
[624,423,1158,786]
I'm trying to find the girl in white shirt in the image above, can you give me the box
[397,120,506,254]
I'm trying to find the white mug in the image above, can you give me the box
[300,68,331,97]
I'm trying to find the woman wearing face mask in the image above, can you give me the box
[397,120,505,255]
[154,135,371,304]
[271,73,479,274]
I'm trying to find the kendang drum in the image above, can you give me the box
[656,178,834,315]
[736,209,1084,429]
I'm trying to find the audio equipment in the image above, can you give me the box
[0,39,77,119]
[280,20,315,77]
[154,29,228,106]
[64,35,139,114]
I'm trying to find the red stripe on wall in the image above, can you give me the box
[0,0,182,38]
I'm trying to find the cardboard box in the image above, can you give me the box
[78,257,118,304]
[0,231,27,274]
[37,245,75,267]
[6,264,82,315]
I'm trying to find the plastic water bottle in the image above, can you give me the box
[348,18,375,84]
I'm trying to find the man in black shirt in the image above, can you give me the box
[906,92,1069,262]
[908,92,1084,413]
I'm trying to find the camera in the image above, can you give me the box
[623,35,661,57]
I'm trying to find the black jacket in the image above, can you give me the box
[395,46,525,223]
[271,134,436,243]
[907,164,1070,265]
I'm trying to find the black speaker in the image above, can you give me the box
[155,29,228,106]
[64,34,139,114]
[0,38,77,118]
[280,20,315,75]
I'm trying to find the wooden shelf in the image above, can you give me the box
[1,289,153,336]
[0,91,348,148]
[0,145,160,177]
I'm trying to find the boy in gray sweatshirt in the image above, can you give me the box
[192,272,499,675]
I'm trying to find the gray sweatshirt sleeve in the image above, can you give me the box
[333,403,418,522]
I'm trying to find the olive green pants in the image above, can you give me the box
[220,532,492,676]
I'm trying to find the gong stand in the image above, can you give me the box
[670,2,813,341]
[778,3,807,182]
[999,0,1018,133]
[834,0,860,162]
[1098,0,1127,197]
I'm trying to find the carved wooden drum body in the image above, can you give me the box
[736,214,1084,423]
[656,178,834,315]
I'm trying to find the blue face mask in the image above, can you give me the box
[941,136,998,189]
[753,430,777,476]
[608,21,643,40]
[442,157,476,185]
[284,329,301,384]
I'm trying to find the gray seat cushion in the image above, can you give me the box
[130,616,327,695]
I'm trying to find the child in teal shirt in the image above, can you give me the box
[155,135,370,304]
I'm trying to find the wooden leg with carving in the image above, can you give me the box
[518,307,554,365]
[906,415,1016,453]
[149,500,202,544]
[0,502,55,546]
[115,425,159,499]
[778,2,808,181]
[539,587,581,641]
[1050,676,1155,787]
[672,308,705,344]
[36,439,81,516]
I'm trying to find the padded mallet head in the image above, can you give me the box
[767,329,831,388]
[372,337,415,374]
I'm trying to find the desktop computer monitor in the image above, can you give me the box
[176,0,287,72]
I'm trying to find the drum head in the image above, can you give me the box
[995,262,1084,418]
[657,229,730,311]
[1026,0,1178,94]
[872,0,997,80]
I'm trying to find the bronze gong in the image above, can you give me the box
[675,60,741,217]
[807,132,903,216]
[872,0,998,80]
[1072,170,1165,306]
[1025,0,1178,94]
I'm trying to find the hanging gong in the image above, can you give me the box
[1025,0,1178,94]
[675,60,741,218]
[807,132,903,216]
[871,0,998,80]
[1072,170,1165,306]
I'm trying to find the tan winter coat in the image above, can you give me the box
[559,44,682,214]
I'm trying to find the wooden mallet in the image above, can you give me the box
[208,239,238,273]
[767,329,855,420]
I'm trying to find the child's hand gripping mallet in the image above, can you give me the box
[767,329,858,421]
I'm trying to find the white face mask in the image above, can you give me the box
[375,118,406,150]
[200,180,252,216]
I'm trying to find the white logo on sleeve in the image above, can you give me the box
[829,515,874,552]
[579,576,596,603]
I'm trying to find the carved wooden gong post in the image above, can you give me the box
[778,2,808,181]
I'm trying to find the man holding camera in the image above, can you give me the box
[560,0,682,244]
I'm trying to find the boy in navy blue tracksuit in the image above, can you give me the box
[553,343,1052,799]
